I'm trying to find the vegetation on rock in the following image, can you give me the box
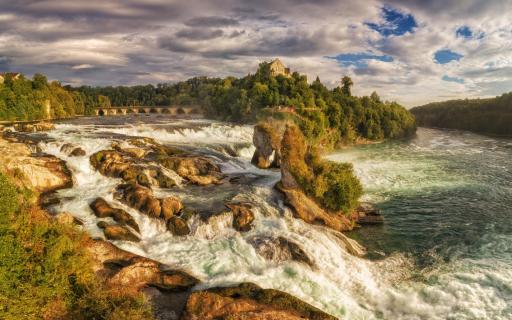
[281,124,363,212]
[411,92,512,136]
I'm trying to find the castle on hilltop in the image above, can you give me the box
[0,72,20,84]
[269,58,291,77]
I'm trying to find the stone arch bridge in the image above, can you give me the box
[95,106,201,116]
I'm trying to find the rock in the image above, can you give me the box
[145,197,162,218]
[277,184,353,232]
[167,216,190,236]
[181,282,336,320]
[355,202,384,225]
[84,239,199,313]
[54,212,84,226]
[333,232,367,257]
[251,123,282,169]
[280,162,300,189]
[108,258,199,291]
[69,147,86,157]
[226,202,255,232]
[158,155,223,185]
[248,236,313,266]
[123,147,147,159]
[161,196,183,221]
[89,197,139,232]
[90,150,176,188]
[97,222,140,242]
[0,137,73,193]
[14,121,55,132]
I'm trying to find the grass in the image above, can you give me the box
[0,172,153,320]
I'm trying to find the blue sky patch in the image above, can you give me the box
[456,26,472,39]
[442,75,464,84]
[456,26,484,40]
[329,52,393,68]
[365,5,417,37]
[434,49,463,64]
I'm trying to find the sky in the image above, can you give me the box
[1,0,511,107]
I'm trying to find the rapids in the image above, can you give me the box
[32,115,512,319]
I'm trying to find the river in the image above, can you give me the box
[31,115,511,319]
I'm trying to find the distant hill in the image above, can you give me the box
[410,92,512,136]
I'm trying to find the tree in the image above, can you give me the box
[341,76,353,96]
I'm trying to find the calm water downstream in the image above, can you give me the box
[27,115,512,319]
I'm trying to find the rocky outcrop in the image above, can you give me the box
[85,239,199,317]
[277,184,353,232]
[97,221,140,242]
[248,236,313,266]
[355,202,384,225]
[114,183,190,236]
[167,216,190,236]
[90,150,176,188]
[251,122,283,169]
[89,197,139,232]
[0,136,72,193]
[226,202,255,232]
[14,121,55,132]
[181,282,336,320]
[158,154,223,186]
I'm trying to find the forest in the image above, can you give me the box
[0,73,93,121]
[74,61,417,145]
[411,92,512,136]
[0,62,417,145]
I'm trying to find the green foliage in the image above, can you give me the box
[72,61,416,144]
[0,173,152,320]
[411,92,512,136]
[281,125,363,212]
[0,74,92,121]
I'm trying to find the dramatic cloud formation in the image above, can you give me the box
[0,0,511,106]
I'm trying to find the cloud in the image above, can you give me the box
[184,16,239,27]
[0,0,510,107]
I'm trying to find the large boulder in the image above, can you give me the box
[226,202,255,232]
[251,122,283,169]
[0,137,73,193]
[158,155,223,186]
[90,150,176,188]
[97,221,140,242]
[248,236,313,267]
[108,258,199,291]
[161,196,183,221]
[355,202,384,225]
[167,216,190,236]
[89,197,139,232]
[181,282,336,320]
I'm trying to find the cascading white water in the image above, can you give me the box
[37,119,512,319]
